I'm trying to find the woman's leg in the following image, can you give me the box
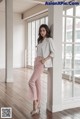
[29,69,41,102]
[29,58,44,112]
[35,76,41,107]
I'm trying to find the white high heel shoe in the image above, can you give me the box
[31,108,40,116]
[30,101,40,115]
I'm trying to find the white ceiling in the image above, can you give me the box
[0,0,45,13]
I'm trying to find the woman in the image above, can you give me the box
[28,24,55,116]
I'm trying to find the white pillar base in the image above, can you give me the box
[46,103,62,113]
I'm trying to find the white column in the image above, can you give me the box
[5,0,13,82]
[47,1,63,112]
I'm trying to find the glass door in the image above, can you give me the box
[62,6,80,100]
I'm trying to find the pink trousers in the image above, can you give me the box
[28,56,44,104]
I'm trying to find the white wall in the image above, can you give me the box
[0,12,25,69]
[0,12,5,69]
[13,14,25,68]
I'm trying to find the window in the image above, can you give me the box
[66,8,73,16]
[66,18,73,42]
[76,6,80,17]
[28,23,32,65]
[63,7,80,78]
[76,30,80,39]
[75,19,80,42]
[63,6,80,98]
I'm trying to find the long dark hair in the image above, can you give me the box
[37,24,51,44]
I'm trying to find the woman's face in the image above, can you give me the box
[40,27,47,38]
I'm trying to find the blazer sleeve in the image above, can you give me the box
[48,38,55,58]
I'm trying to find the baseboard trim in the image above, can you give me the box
[46,103,62,112]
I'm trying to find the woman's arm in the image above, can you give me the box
[41,53,53,64]
[48,38,55,58]
[41,38,55,64]
[43,38,55,61]
[44,53,52,61]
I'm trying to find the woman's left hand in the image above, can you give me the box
[40,58,46,64]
